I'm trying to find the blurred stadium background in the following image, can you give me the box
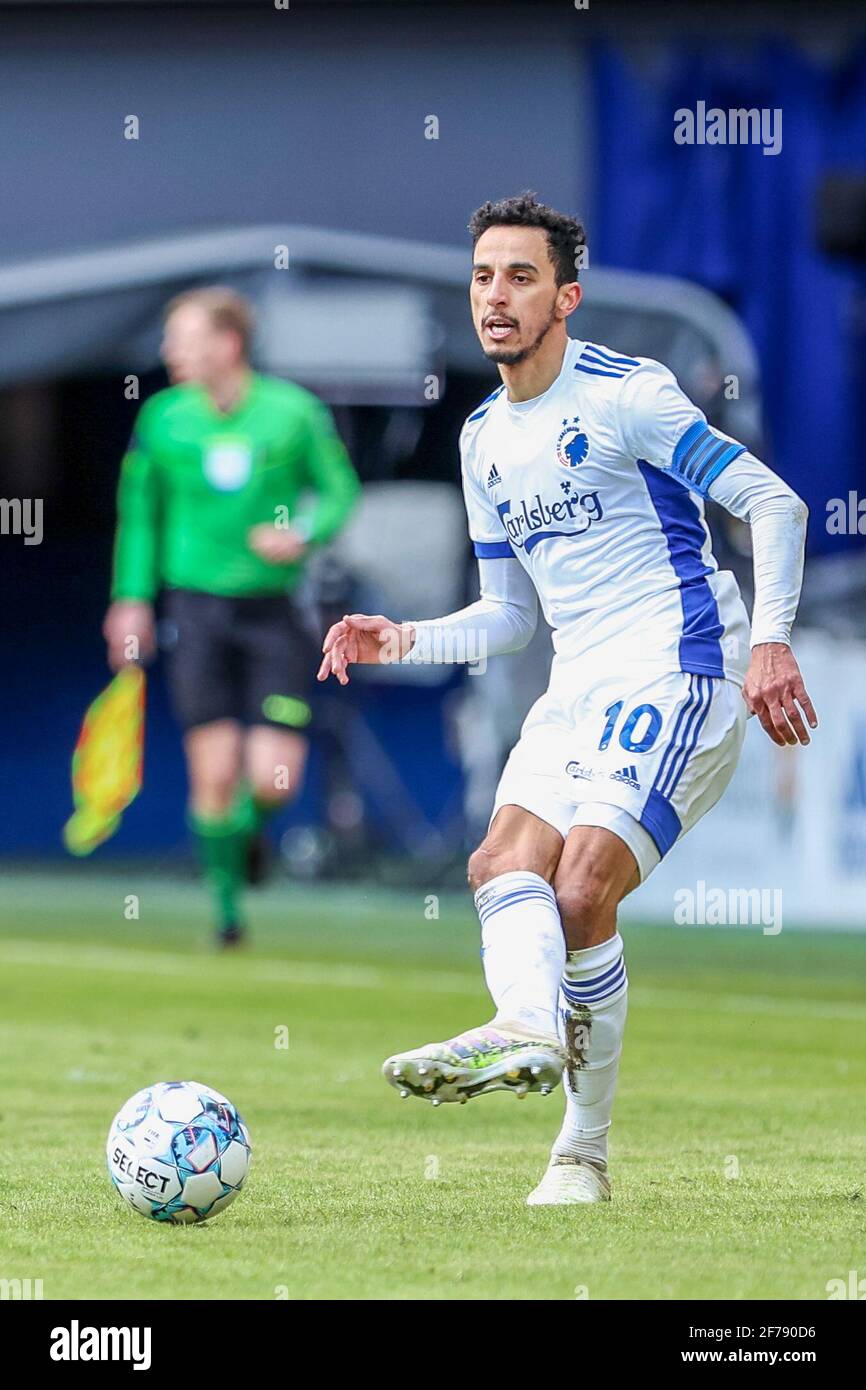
[3,0,866,1305]
[2,0,865,924]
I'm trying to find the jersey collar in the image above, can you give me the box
[503,338,584,421]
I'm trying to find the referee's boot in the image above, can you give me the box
[217,921,247,950]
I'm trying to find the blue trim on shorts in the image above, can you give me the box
[652,675,700,798]
[661,676,714,800]
[639,788,682,857]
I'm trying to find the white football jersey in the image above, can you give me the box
[460,336,751,685]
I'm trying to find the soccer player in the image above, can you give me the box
[105,287,360,947]
[318,193,815,1206]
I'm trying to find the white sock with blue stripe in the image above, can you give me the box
[552,932,628,1168]
[475,872,565,1038]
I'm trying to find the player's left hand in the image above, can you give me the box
[742,642,818,747]
[247,524,307,564]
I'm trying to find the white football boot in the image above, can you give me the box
[383,1020,565,1105]
[526,1156,612,1205]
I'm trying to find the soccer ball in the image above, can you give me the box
[106,1081,251,1224]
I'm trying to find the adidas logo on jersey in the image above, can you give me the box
[486,463,502,491]
[610,765,640,790]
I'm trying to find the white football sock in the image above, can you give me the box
[475,871,565,1038]
[552,932,628,1169]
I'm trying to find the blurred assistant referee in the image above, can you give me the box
[104,287,360,946]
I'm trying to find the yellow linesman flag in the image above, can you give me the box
[63,665,146,856]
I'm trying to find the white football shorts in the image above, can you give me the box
[491,666,748,881]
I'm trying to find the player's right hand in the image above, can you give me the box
[317,614,415,686]
[103,600,156,672]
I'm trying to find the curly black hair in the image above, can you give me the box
[468,192,588,286]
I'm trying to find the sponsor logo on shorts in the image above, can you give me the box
[565,761,641,791]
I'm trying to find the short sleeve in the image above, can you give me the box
[618,361,746,497]
[459,423,513,559]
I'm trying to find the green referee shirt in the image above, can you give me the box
[111,373,360,601]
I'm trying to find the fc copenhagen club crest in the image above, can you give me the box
[203,437,253,491]
[556,416,589,469]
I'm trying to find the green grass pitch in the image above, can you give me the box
[0,867,864,1301]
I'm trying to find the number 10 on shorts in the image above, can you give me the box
[598,701,662,754]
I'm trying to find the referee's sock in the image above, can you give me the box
[249,788,279,834]
[188,795,256,932]
[238,785,280,887]
[227,782,281,836]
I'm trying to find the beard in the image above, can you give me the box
[482,305,558,366]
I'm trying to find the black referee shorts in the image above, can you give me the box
[161,588,316,733]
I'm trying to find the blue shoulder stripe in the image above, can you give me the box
[466,385,504,423]
[479,384,504,407]
[581,343,640,368]
[574,363,626,379]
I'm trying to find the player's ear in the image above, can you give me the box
[558,281,582,319]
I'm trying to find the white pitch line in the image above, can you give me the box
[1,938,864,1022]
[0,940,478,996]
[633,986,866,1024]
